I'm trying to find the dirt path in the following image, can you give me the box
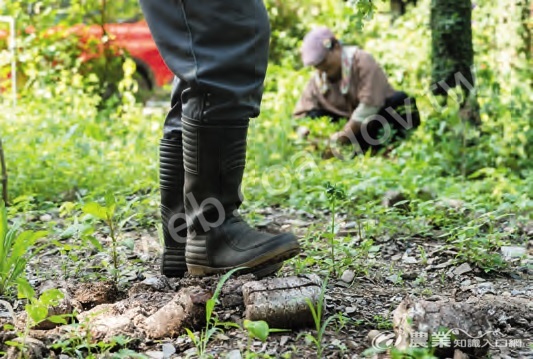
[1,207,531,358]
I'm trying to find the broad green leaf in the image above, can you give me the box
[104,193,117,216]
[39,288,64,306]
[243,320,270,342]
[47,315,68,324]
[16,277,35,299]
[85,235,104,251]
[26,302,49,324]
[82,202,108,221]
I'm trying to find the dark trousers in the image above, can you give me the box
[307,91,420,152]
[378,91,421,139]
[139,0,270,136]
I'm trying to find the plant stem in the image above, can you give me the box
[358,215,363,241]
[106,216,118,283]
[0,138,8,204]
[330,198,336,276]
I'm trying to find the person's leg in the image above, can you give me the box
[159,77,188,277]
[381,91,420,136]
[140,0,300,276]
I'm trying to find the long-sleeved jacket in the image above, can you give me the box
[293,46,395,120]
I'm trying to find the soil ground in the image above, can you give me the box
[1,206,531,359]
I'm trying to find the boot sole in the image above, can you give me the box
[161,248,187,277]
[186,242,300,277]
[252,262,284,278]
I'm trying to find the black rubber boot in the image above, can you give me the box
[183,118,300,277]
[160,135,187,277]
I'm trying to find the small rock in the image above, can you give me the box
[426,295,445,301]
[390,295,403,302]
[347,340,358,350]
[162,343,176,358]
[437,198,465,211]
[285,219,308,227]
[401,271,418,280]
[39,214,53,222]
[386,274,401,283]
[279,335,291,347]
[511,289,525,296]
[453,263,472,276]
[382,190,409,210]
[335,281,350,288]
[280,335,291,346]
[461,279,472,287]
[145,351,165,359]
[331,338,343,348]
[501,246,526,258]
[226,350,242,359]
[345,307,357,314]
[344,222,357,229]
[402,256,418,264]
[502,291,511,297]
[215,333,230,341]
[366,330,382,344]
[477,282,495,295]
[340,270,356,283]
[142,276,170,291]
[184,348,197,357]
[432,259,454,270]
[391,253,402,261]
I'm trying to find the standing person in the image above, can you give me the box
[294,27,420,155]
[139,0,301,277]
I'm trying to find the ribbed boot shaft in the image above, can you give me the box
[159,136,187,276]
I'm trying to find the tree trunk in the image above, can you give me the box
[430,0,475,97]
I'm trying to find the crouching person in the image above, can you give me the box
[293,27,420,156]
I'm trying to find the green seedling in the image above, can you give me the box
[242,319,288,358]
[50,309,141,358]
[0,200,47,296]
[4,288,70,357]
[303,276,340,357]
[82,193,120,283]
[185,267,244,358]
[324,182,347,276]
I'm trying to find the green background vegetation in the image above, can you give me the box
[1,0,531,271]
[0,0,531,357]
